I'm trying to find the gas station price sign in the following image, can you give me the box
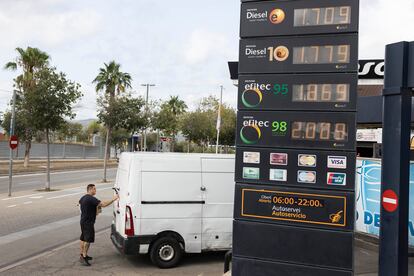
[239,34,358,74]
[236,111,356,150]
[238,73,358,111]
[240,0,359,37]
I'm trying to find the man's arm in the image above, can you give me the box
[98,195,119,208]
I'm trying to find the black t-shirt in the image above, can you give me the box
[79,194,101,224]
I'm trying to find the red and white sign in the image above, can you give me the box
[382,189,398,213]
[9,135,18,150]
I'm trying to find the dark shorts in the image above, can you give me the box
[80,223,95,243]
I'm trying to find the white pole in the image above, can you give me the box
[141,84,155,151]
[216,85,223,154]
[8,90,16,197]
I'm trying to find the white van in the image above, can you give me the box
[110,152,235,268]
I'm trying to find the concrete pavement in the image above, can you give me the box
[0,180,115,269]
[2,229,414,275]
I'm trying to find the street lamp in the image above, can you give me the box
[141,84,155,151]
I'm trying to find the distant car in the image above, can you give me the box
[110,152,235,268]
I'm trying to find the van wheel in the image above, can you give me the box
[150,237,183,268]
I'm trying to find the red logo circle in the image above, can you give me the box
[382,189,398,213]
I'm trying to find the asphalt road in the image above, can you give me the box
[0,168,117,194]
[0,169,117,270]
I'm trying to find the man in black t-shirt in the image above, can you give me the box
[79,184,119,266]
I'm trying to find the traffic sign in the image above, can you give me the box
[382,189,398,213]
[9,135,18,150]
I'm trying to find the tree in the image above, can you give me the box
[93,61,132,182]
[4,47,50,167]
[98,95,146,152]
[27,67,82,190]
[56,122,83,142]
[180,96,236,152]
[153,96,187,151]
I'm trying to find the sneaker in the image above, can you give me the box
[85,255,93,260]
[80,255,91,266]
[80,254,93,261]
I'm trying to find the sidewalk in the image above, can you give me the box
[0,159,117,176]
[2,229,413,276]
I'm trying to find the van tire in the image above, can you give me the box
[150,237,183,268]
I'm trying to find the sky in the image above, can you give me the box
[0,0,413,120]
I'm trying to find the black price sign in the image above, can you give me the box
[238,73,357,111]
[241,0,359,37]
[235,147,356,191]
[239,34,358,74]
[235,184,354,230]
[236,111,356,150]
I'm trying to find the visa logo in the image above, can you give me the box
[327,173,346,186]
[327,156,347,169]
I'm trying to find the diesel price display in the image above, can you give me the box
[239,34,358,74]
[240,0,359,37]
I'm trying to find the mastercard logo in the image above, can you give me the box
[241,88,263,108]
[240,125,262,145]
[269,9,285,24]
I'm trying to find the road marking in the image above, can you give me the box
[0,209,111,247]
[0,168,117,179]
[23,201,32,205]
[1,183,113,201]
[7,205,16,208]
[46,187,113,200]
[17,181,40,186]
[29,196,43,199]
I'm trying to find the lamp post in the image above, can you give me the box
[141,84,155,151]
[215,85,224,154]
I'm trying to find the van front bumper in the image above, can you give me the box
[110,224,156,255]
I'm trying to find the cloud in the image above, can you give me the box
[0,1,102,48]
[359,0,414,58]
[184,29,231,65]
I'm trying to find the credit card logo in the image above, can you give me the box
[243,167,260,180]
[327,156,347,169]
[298,154,317,167]
[270,153,288,165]
[243,152,260,164]
[327,172,347,186]
[269,169,287,182]
[297,171,316,184]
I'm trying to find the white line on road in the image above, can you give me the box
[0,168,117,179]
[29,196,43,199]
[46,187,112,200]
[0,209,111,247]
[7,205,16,208]
[23,201,32,205]
[1,183,113,201]
[16,181,40,186]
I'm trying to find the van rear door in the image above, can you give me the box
[114,154,131,238]
[201,157,235,250]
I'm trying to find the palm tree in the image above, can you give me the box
[4,47,50,167]
[93,61,132,182]
[165,96,187,151]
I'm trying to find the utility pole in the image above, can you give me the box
[8,90,16,197]
[141,84,155,151]
[215,85,224,154]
